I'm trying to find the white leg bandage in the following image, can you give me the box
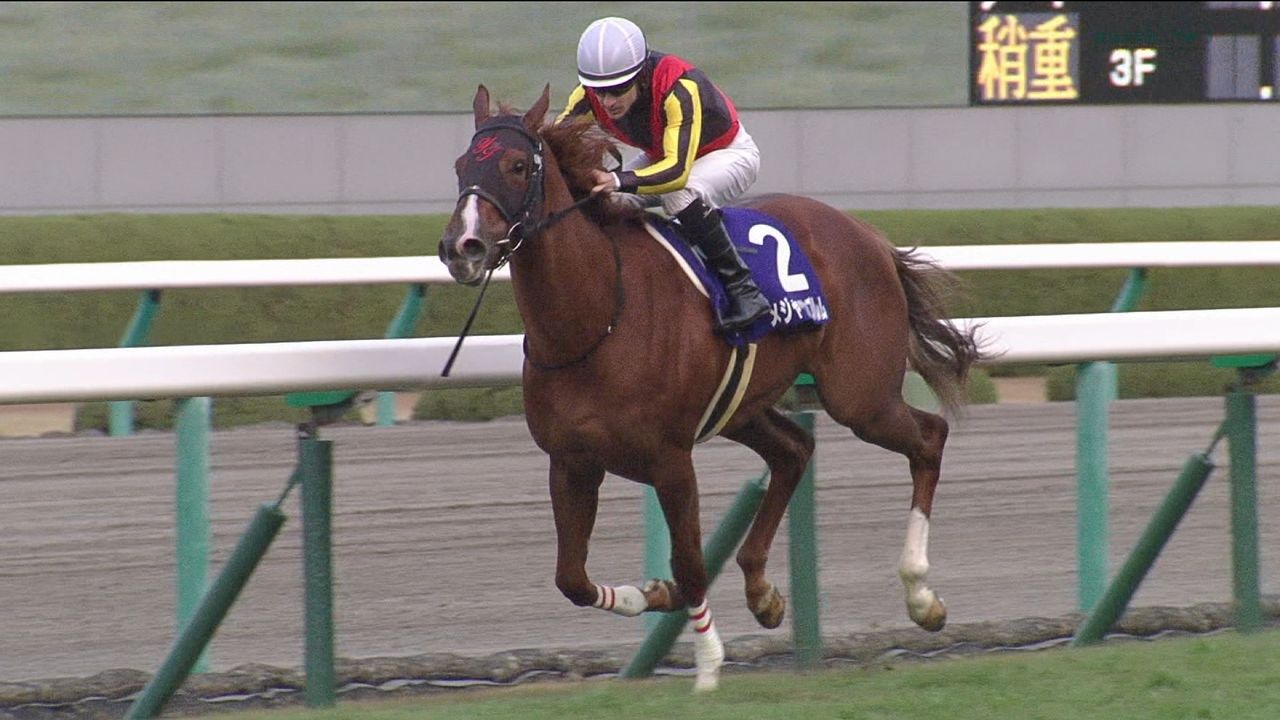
[688,599,724,692]
[591,584,647,617]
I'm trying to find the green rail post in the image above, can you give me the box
[787,410,822,668]
[1074,268,1147,611]
[377,283,427,426]
[1225,387,1263,633]
[643,486,673,634]
[1212,354,1274,632]
[109,289,161,437]
[174,396,212,673]
[299,434,337,707]
[1072,452,1214,646]
[1074,360,1115,612]
[126,502,287,719]
[621,473,768,678]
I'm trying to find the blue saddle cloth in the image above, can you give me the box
[653,207,830,346]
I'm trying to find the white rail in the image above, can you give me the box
[0,256,478,293]
[0,307,1276,404]
[1,240,1279,293]
[915,241,1280,270]
[0,240,1276,404]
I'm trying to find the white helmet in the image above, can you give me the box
[576,16,648,88]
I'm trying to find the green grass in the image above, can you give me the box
[4,207,1278,429]
[199,631,1280,720]
[0,2,966,115]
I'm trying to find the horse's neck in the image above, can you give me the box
[512,153,618,360]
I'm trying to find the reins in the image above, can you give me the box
[440,193,599,379]
[440,267,494,378]
[492,192,595,271]
[440,191,612,377]
[442,117,625,377]
[523,228,625,372]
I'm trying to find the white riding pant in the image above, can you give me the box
[621,124,760,215]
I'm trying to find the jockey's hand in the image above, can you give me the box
[590,170,620,196]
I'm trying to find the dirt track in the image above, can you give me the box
[0,397,1276,686]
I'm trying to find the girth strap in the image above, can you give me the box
[694,343,758,443]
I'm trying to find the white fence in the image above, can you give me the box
[2,240,1279,401]
[0,307,1278,404]
[3,240,1279,293]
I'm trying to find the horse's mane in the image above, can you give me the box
[535,114,648,227]
[487,100,646,227]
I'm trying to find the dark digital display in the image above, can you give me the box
[970,2,1280,104]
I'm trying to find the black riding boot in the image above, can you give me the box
[677,200,771,333]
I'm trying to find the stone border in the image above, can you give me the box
[2,599,1276,718]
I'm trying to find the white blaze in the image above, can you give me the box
[456,194,482,254]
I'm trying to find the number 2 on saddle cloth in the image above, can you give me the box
[649,207,831,346]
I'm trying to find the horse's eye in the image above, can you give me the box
[512,160,526,175]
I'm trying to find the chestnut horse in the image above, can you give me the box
[439,85,984,691]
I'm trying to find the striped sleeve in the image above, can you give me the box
[617,78,701,195]
[554,85,592,125]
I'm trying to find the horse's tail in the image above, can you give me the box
[891,246,986,416]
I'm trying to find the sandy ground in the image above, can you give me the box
[0,396,1276,685]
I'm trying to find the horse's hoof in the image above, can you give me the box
[692,637,724,693]
[749,585,786,629]
[642,578,681,611]
[911,596,947,632]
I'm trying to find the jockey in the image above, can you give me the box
[555,16,771,334]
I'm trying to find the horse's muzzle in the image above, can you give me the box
[438,234,488,286]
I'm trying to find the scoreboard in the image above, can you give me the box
[969,1,1280,104]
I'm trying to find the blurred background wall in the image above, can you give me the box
[2,2,1277,215]
[2,103,1277,215]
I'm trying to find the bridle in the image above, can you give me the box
[457,116,594,270]
[442,116,623,376]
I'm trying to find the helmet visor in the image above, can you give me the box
[579,63,642,88]
[591,77,637,98]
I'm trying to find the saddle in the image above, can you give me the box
[645,207,832,442]
[645,207,830,346]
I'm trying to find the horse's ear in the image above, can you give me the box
[523,84,551,131]
[473,84,491,127]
